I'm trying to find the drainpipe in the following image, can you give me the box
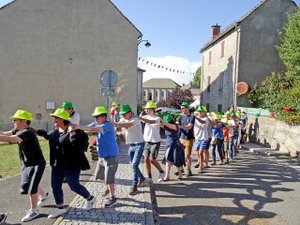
[200,55,205,105]
[233,23,240,110]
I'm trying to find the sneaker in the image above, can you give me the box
[194,163,199,168]
[186,169,193,177]
[101,188,109,197]
[21,209,39,222]
[37,192,49,206]
[129,186,138,195]
[48,207,68,219]
[211,162,216,165]
[219,161,225,165]
[104,197,117,208]
[0,213,7,224]
[137,177,146,187]
[157,172,165,183]
[85,196,96,210]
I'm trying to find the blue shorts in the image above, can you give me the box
[194,140,209,151]
[205,138,211,149]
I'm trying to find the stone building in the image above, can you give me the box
[0,0,142,129]
[143,78,181,102]
[200,0,297,112]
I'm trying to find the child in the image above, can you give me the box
[160,114,185,180]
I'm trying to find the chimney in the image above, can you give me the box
[212,23,221,39]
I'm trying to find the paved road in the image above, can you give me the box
[151,142,300,225]
[0,143,154,225]
[0,158,97,225]
[2,140,300,225]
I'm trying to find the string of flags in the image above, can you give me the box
[138,57,196,76]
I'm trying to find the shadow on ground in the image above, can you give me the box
[153,149,300,225]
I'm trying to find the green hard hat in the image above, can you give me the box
[197,106,205,112]
[120,104,132,115]
[62,101,73,109]
[163,114,173,123]
[181,102,189,108]
[230,111,236,117]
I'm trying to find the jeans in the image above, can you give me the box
[211,138,224,162]
[51,167,90,205]
[229,136,238,160]
[128,142,145,187]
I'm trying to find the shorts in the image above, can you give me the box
[223,141,229,152]
[179,138,194,157]
[204,138,211,149]
[20,163,45,195]
[143,142,160,160]
[94,156,118,184]
[194,140,209,151]
[241,129,246,135]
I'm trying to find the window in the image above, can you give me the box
[206,103,210,112]
[218,104,222,112]
[221,41,225,58]
[208,51,212,65]
[207,76,211,92]
[219,73,224,91]
[155,90,159,97]
[148,92,153,101]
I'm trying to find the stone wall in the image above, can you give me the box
[247,115,300,157]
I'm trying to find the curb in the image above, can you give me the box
[53,143,157,225]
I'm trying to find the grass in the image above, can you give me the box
[0,140,50,179]
[0,135,95,180]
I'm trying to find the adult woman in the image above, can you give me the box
[160,114,185,181]
[37,108,95,218]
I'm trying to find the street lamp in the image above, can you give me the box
[138,39,151,48]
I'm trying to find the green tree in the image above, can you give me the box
[193,66,201,87]
[247,8,300,125]
[157,87,194,109]
[277,8,300,79]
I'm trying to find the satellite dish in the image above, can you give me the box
[236,82,249,95]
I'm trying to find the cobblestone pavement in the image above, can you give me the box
[54,143,155,225]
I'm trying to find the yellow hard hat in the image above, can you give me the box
[10,110,33,121]
[145,101,156,109]
[92,106,107,117]
[50,108,70,121]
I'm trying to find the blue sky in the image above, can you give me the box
[1,0,299,85]
[111,0,300,84]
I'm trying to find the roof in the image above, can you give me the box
[138,67,146,72]
[181,82,199,90]
[143,78,181,89]
[0,0,15,10]
[0,1,142,38]
[108,0,142,37]
[200,0,296,52]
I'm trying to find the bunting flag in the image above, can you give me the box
[138,57,196,76]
